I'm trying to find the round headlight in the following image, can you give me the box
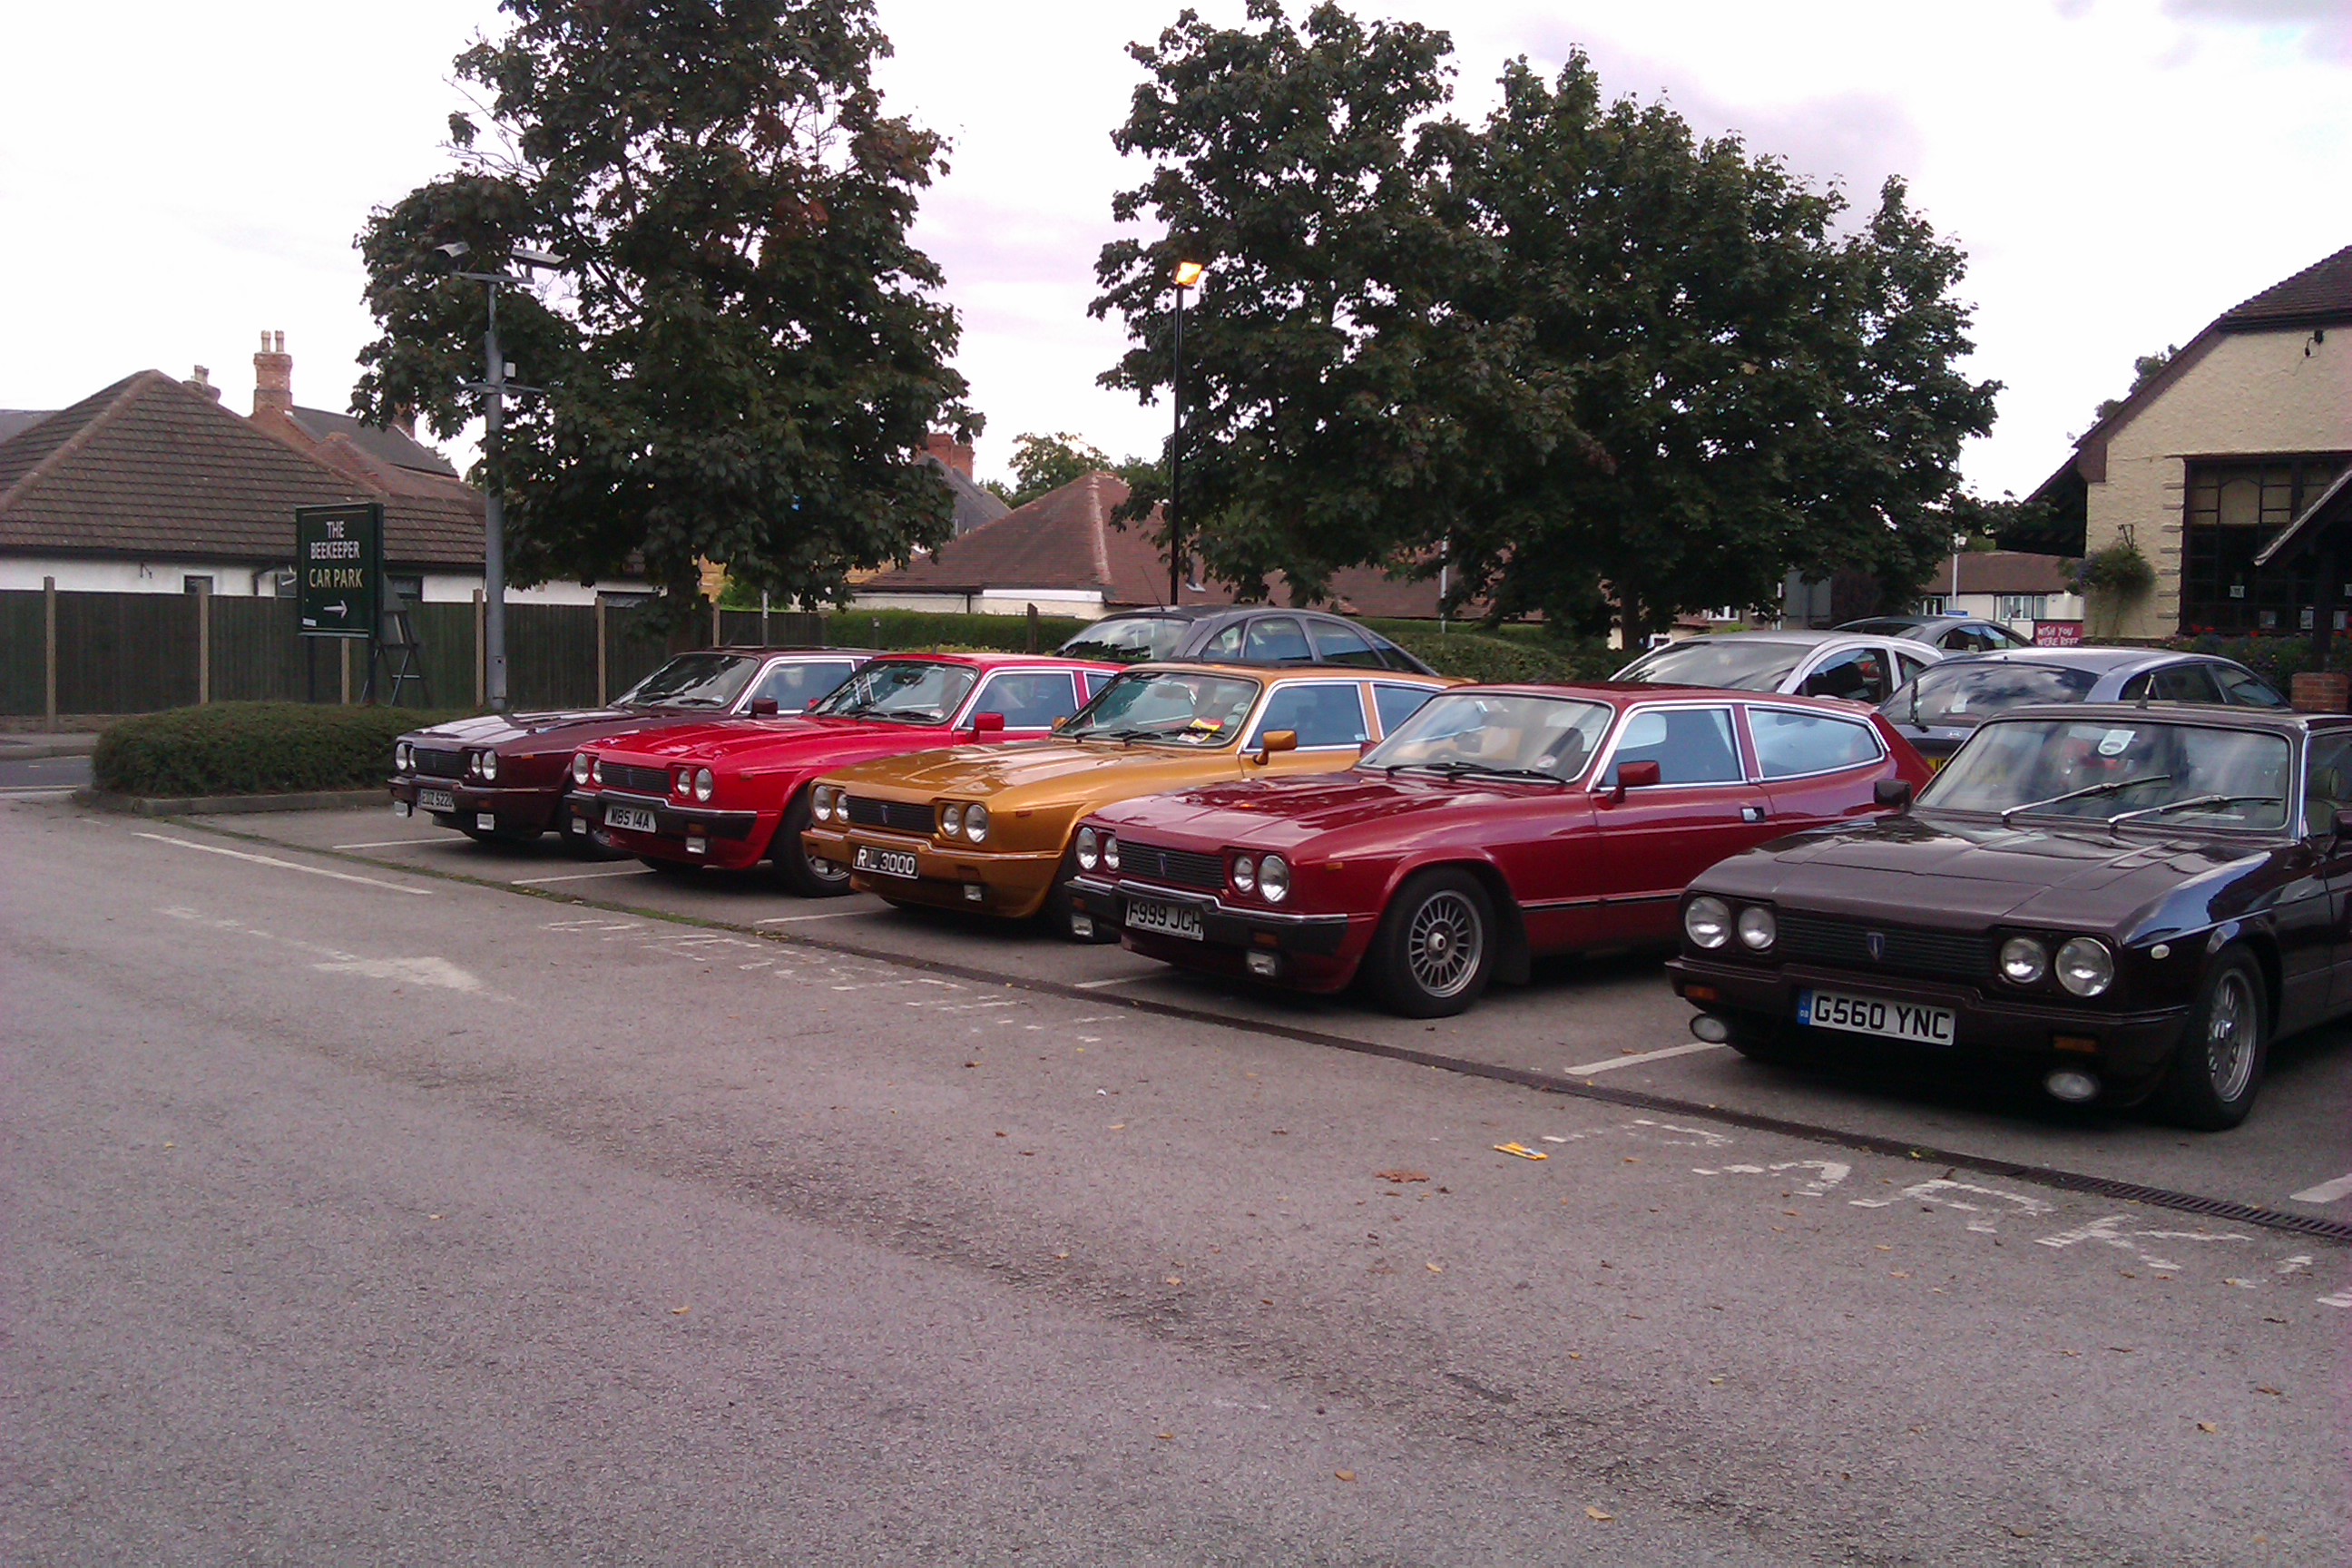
[821,785,841,821]
[480,750,498,781]
[1259,854,1290,903]
[676,768,693,796]
[1232,854,1257,894]
[2056,936,2113,997]
[396,741,413,771]
[965,803,989,844]
[1684,896,1731,949]
[1102,833,1121,872]
[940,802,964,838]
[694,768,714,803]
[572,752,591,785]
[1736,906,1776,951]
[590,757,603,786]
[466,750,480,777]
[1076,826,1100,870]
[1999,936,2048,985]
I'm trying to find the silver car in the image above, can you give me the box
[1612,631,1943,706]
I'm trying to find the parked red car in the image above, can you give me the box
[566,652,1121,893]
[388,646,868,843]
[1069,684,1933,1015]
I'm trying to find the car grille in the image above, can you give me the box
[1777,912,1991,982]
[413,747,466,779]
[848,797,936,835]
[603,762,675,797]
[1118,840,1228,892]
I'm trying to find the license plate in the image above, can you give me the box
[604,802,658,834]
[854,845,919,879]
[1797,989,1955,1045]
[1125,897,1205,940]
[418,788,455,812]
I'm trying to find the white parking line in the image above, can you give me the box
[753,910,869,924]
[332,838,446,849]
[2288,1171,2352,1205]
[1563,1041,1729,1077]
[510,867,656,886]
[132,833,433,895]
[1073,974,1158,989]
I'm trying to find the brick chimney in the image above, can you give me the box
[924,430,974,478]
[185,366,220,402]
[391,404,417,438]
[252,330,292,421]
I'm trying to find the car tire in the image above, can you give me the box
[773,789,852,898]
[1369,868,1498,1018]
[2158,950,2268,1131]
[1723,1016,1802,1065]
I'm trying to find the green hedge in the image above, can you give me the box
[93,702,472,798]
[819,608,1089,653]
[1383,626,1620,684]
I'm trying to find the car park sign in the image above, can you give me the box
[295,502,383,639]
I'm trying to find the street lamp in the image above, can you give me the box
[439,240,560,711]
[1168,258,1207,606]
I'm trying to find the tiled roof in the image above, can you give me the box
[929,456,1012,535]
[1949,551,2074,595]
[282,405,457,476]
[2218,243,2352,331]
[0,410,51,444]
[0,371,485,569]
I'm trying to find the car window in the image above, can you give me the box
[1243,616,1315,664]
[1309,619,1384,668]
[1614,638,1807,691]
[1894,651,1933,686]
[1944,625,2008,653]
[2305,732,2352,834]
[2215,667,2287,709]
[1602,707,1744,786]
[2151,663,2226,704]
[748,659,857,711]
[1799,647,1893,703]
[1247,681,1370,749]
[616,652,761,709]
[1886,662,2099,728]
[1056,615,1190,663]
[1371,634,1425,673]
[1199,622,1247,662]
[1749,707,1885,778]
[970,671,1080,729]
[1367,692,1612,780]
[1080,670,1122,702]
[1842,620,1904,637]
[1373,682,1439,735]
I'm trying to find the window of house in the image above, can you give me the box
[2179,456,2351,635]
[1995,594,2047,622]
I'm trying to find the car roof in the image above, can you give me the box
[698,644,875,657]
[1426,680,1879,710]
[1926,646,2190,674]
[1639,629,1918,650]
[1109,660,1445,682]
[1984,701,2329,734]
[864,651,1108,670]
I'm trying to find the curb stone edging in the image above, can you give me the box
[74,788,387,817]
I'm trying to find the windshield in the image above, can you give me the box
[1064,670,1261,746]
[1615,639,1806,691]
[1921,718,2291,830]
[810,661,980,725]
[1058,616,1191,664]
[1883,662,2098,728]
[1364,692,1615,782]
[615,652,760,710]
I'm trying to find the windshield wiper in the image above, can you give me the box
[2106,793,2281,828]
[670,695,726,707]
[1387,760,1568,787]
[1999,773,2171,825]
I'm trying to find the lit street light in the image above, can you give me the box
[1168,258,1206,606]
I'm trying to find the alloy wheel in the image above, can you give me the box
[1406,891,1483,999]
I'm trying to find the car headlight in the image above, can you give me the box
[940,802,964,838]
[965,803,989,844]
[572,752,591,785]
[590,757,603,786]
[1102,833,1121,872]
[812,785,835,821]
[2056,936,2113,997]
[396,741,413,771]
[1736,906,1776,951]
[1232,854,1257,894]
[1684,896,1731,949]
[1076,826,1100,869]
[694,768,714,803]
[480,750,498,781]
[1259,854,1290,903]
[676,768,693,796]
[2000,936,2048,985]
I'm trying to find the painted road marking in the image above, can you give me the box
[510,866,657,886]
[1073,974,1160,989]
[1563,1042,1728,1076]
[753,910,870,924]
[133,833,433,895]
[2288,1171,2352,1205]
[332,837,446,849]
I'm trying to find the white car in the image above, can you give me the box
[1612,631,1943,705]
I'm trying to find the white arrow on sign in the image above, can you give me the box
[326,601,348,617]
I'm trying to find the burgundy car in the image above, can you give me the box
[1070,684,1933,1016]
[388,647,867,843]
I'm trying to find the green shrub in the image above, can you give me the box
[93,702,472,799]
[1382,627,1617,684]
[819,608,1089,653]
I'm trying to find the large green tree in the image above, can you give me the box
[352,0,975,611]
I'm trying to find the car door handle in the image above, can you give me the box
[1741,805,1768,823]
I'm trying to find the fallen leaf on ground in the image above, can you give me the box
[1876,1244,1892,1252]
[1156,1433,1174,1441]
[1586,1506,1612,1523]
[1890,1270,1910,1279]
[1708,1377,1725,1387]
[1164,1276,1183,1287]
[671,1306,691,1316]
[1567,1352,1583,1360]
[1426,1261,1445,1274]
[2257,1387,2283,1396]
[2008,1527,2034,1539]
[1334,1470,1356,1483]
[1376,1169,1429,1183]
[2198,1422,2218,1434]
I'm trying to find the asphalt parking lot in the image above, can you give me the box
[218,803,2352,1226]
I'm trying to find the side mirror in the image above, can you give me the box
[1617,760,1661,789]
[1874,778,1915,808]
[972,710,1006,736]
[749,698,779,718]
[1252,730,1298,766]
[806,697,821,710]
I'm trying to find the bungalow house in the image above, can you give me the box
[1914,550,2084,635]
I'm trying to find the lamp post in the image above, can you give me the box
[438,240,560,711]
[1168,258,1206,606]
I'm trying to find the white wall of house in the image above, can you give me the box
[2084,327,2352,637]
[849,587,1112,619]
[2,557,636,604]
[1911,589,2086,631]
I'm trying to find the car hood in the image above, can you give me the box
[828,738,1249,807]
[1093,769,1566,851]
[1697,811,2276,934]
[590,715,948,769]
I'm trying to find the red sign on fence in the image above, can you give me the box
[2033,621,2084,647]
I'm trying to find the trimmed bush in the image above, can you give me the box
[819,608,1089,653]
[1383,627,1618,684]
[93,702,472,799]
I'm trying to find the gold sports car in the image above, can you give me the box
[799,662,1457,928]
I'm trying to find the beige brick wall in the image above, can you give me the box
[2082,327,2352,637]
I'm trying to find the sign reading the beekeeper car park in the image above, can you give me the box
[295,502,384,640]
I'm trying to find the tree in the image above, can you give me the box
[2092,345,2178,425]
[352,0,975,614]
[984,431,1113,507]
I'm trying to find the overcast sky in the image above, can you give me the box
[2,0,2344,501]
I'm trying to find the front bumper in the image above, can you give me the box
[564,789,764,867]
[1667,953,2192,1094]
[1067,873,1358,989]
[803,824,1063,917]
[389,776,561,834]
